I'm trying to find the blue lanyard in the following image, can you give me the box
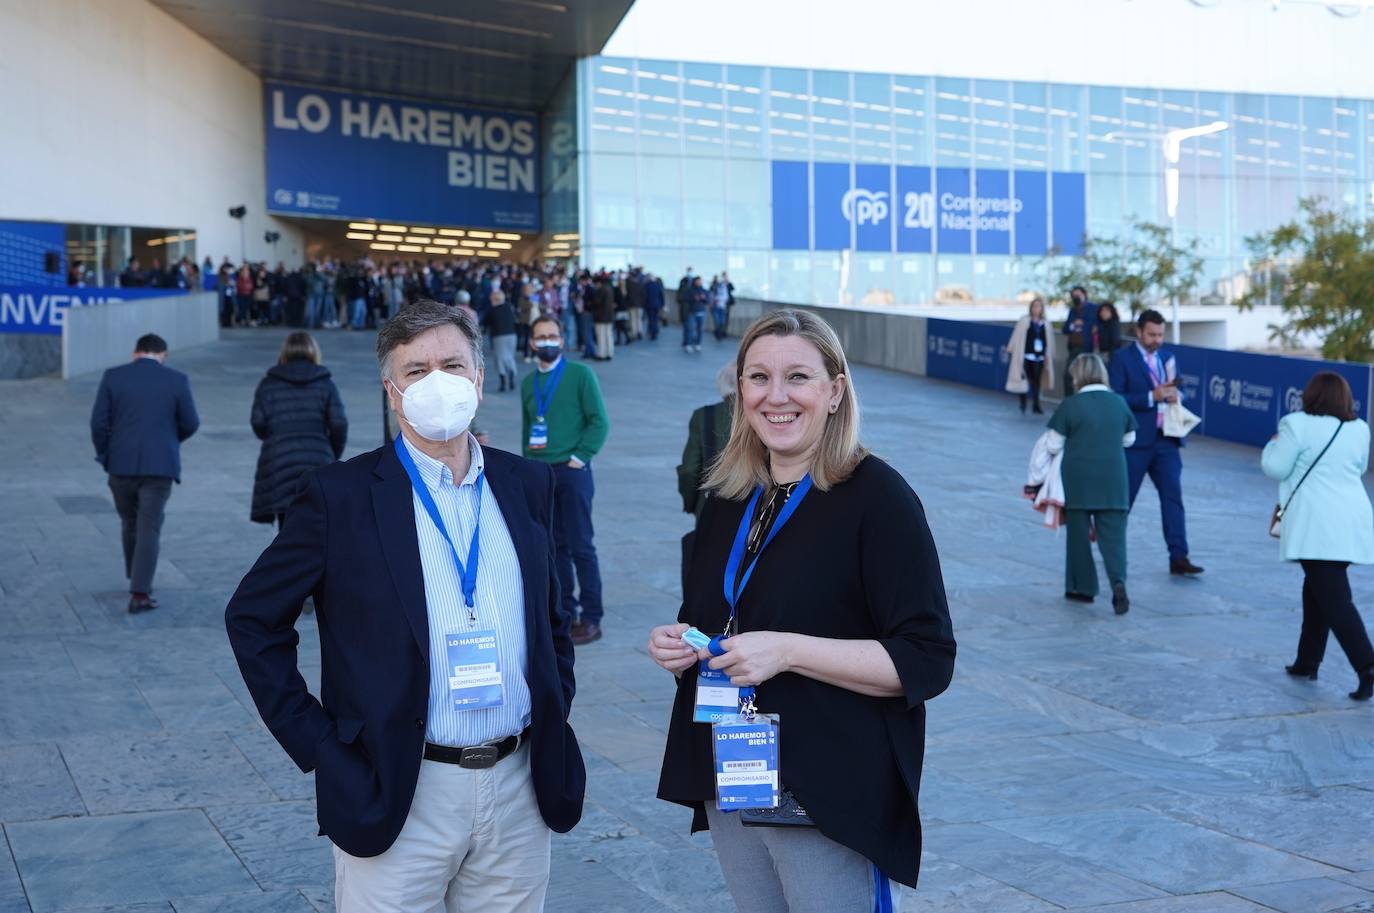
[533,359,566,421]
[712,474,812,718]
[394,436,484,616]
[722,474,813,626]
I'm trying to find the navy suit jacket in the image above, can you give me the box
[1108,342,1183,450]
[90,358,200,481]
[224,441,585,858]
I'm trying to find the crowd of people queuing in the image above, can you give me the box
[193,254,737,360]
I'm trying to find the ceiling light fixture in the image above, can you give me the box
[380,224,407,232]
[345,232,374,240]
[370,242,397,251]
[348,222,378,230]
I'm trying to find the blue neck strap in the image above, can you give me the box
[533,359,566,420]
[394,435,484,611]
[722,474,813,622]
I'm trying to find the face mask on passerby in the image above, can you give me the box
[534,340,562,363]
[391,370,478,441]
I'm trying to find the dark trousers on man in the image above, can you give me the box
[1126,439,1189,561]
[645,306,660,341]
[1065,509,1127,598]
[1297,560,1374,675]
[108,475,173,594]
[552,463,603,624]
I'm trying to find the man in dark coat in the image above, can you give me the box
[90,333,200,613]
[644,272,665,340]
[225,302,583,911]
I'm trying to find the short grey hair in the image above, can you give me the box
[1069,353,1109,391]
[376,298,483,378]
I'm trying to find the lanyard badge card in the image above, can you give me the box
[712,708,781,811]
[529,360,564,451]
[446,630,505,710]
[692,631,741,723]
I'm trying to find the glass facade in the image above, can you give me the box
[575,56,1374,308]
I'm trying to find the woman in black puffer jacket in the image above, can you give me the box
[250,332,348,526]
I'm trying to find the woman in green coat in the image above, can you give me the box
[1046,354,1138,614]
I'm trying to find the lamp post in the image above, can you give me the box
[1104,121,1228,343]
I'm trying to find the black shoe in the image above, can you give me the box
[1111,582,1129,615]
[127,596,157,614]
[1065,592,1094,604]
[1170,558,1205,576]
[1351,666,1374,701]
[1032,405,1044,414]
[571,621,602,646]
[1285,663,1319,681]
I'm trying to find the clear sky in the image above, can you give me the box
[601,0,1374,98]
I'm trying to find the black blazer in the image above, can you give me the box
[90,358,200,481]
[657,456,956,888]
[225,441,585,858]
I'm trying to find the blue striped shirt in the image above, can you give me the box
[402,434,531,747]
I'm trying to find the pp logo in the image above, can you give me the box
[960,340,971,359]
[1209,376,1227,402]
[1284,386,1303,414]
[273,188,294,205]
[841,188,889,227]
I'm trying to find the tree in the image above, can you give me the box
[1236,199,1374,363]
[1040,219,1203,314]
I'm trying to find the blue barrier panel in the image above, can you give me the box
[0,286,182,335]
[927,318,1010,392]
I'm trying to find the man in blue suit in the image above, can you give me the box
[90,333,200,613]
[1108,309,1204,576]
[225,301,584,913]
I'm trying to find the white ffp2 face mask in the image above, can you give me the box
[394,370,478,442]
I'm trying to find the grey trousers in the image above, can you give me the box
[492,334,517,382]
[705,804,897,913]
[107,475,173,593]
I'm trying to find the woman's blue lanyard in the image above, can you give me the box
[714,474,813,717]
[394,436,484,623]
[533,359,566,421]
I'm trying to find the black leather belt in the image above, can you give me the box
[423,728,529,770]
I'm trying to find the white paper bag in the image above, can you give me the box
[1164,401,1201,438]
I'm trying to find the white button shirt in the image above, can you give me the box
[402,434,531,747]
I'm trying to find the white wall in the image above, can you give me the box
[0,0,303,265]
[604,0,1374,99]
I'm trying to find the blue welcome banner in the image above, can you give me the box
[771,163,1086,257]
[0,286,180,335]
[265,83,540,231]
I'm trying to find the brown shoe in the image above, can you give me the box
[1170,558,1204,576]
[571,621,602,645]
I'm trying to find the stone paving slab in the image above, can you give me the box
[2,325,1373,912]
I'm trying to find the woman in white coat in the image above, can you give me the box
[1261,372,1374,701]
[1006,298,1055,414]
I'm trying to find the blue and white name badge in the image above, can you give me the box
[711,714,780,811]
[528,420,549,450]
[693,661,741,724]
[1033,337,1045,354]
[446,630,505,711]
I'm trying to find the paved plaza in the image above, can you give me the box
[2,325,1373,913]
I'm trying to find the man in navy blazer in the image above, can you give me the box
[1108,310,1204,576]
[225,301,584,913]
[90,333,200,613]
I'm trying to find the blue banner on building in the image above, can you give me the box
[771,162,1086,257]
[264,83,539,231]
[926,318,1011,391]
[0,286,178,335]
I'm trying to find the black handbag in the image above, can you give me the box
[740,788,816,828]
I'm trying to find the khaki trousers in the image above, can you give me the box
[594,322,614,359]
[333,744,551,913]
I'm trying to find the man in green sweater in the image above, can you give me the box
[522,315,611,645]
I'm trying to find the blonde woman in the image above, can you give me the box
[1006,297,1056,414]
[648,309,955,911]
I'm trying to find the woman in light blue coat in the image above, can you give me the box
[1261,372,1374,701]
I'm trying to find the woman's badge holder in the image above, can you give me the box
[705,635,781,812]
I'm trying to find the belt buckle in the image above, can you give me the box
[459,745,499,769]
